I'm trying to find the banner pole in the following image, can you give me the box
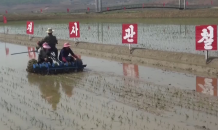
[205,50,208,61]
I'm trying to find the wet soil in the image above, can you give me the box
[0,42,218,130]
[1,33,218,76]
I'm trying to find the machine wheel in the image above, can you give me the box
[76,59,83,71]
[26,59,37,73]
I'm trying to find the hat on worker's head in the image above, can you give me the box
[43,42,51,49]
[63,42,71,48]
[46,28,54,33]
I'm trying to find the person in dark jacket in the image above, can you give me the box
[58,42,80,62]
[37,28,58,58]
[38,42,53,64]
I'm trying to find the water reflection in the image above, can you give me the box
[123,63,139,87]
[26,72,86,110]
[27,74,61,110]
[27,47,36,59]
[196,76,217,96]
[61,82,74,98]
[123,63,139,78]
[5,43,9,56]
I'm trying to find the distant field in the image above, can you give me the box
[0,0,217,14]
[1,8,218,24]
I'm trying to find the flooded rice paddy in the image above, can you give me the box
[0,42,218,130]
[1,19,218,57]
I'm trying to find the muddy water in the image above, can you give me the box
[0,42,218,130]
[1,20,218,57]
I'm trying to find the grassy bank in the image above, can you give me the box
[1,8,218,24]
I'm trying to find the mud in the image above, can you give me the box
[1,42,218,130]
[1,33,218,76]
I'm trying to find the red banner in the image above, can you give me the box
[28,47,36,59]
[122,24,138,44]
[69,22,80,38]
[26,21,34,34]
[123,63,139,78]
[3,16,7,24]
[196,76,217,96]
[67,8,69,13]
[195,25,217,50]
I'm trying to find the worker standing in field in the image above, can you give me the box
[37,28,58,59]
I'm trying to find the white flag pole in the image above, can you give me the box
[205,50,208,60]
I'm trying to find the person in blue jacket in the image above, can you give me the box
[58,42,80,62]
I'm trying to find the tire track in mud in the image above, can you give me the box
[0,66,218,130]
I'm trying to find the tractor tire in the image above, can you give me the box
[26,59,37,73]
[76,59,83,71]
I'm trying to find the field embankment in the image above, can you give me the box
[1,8,218,23]
[1,33,218,76]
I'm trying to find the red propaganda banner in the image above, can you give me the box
[196,25,217,50]
[196,76,217,96]
[69,22,80,38]
[122,24,138,44]
[26,21,34,34]
[27,47,36,59]
[3,16,7,24]
[123,63,139,78]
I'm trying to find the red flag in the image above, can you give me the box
[67,8,69,13]
[3,16,7,24]
[40,9,42,13]
[5,10,7,14]
[87,7,90,11]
